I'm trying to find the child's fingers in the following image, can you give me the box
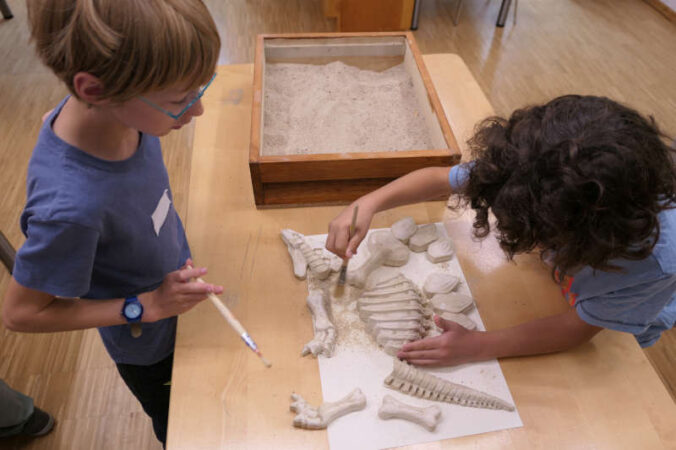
[345,231,364,258]
[396,348,439,360]
[399,335,443,352]
[180,281,220,295]
[177,266,207,282]
[406,359,442,367]
[333,226,350,259]
[325,230,336,255]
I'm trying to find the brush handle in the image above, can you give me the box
[349,205,359,237]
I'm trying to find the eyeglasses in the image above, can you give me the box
[139,73,217,120]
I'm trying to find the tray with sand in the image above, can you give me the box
[249,32,460,207]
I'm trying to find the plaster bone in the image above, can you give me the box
[439,312,477,330]
[384,359,515,411]
[280,229,331,280]
[423,273,461,298]
[358,302,432,320]
[426,238,455,263]
[347,231,409,288]
[280,229,307,279]
[431,293,474,314]
[301,288,336,357]
[408,224,439,252]
[290,388,367,429]
[391,217,417,243]
[378,394,442,431]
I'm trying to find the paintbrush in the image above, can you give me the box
[189,266,272,368]
[337,204,359,286]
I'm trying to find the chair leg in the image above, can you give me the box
[452,0,463,25]
[0,0,13,20]
[411,0,421,30]
[496,0,512,27]
[0,231,16,274]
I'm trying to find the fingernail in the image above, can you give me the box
[200,268,207,274]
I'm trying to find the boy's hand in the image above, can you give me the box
[397,315,483,367]
[325,201,375,259]
[141,258,223,322]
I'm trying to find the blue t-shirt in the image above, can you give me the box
[449,163,676,347]
[13,97,191,365]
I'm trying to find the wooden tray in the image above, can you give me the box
[249,32,460,207]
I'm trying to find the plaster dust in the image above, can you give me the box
[262,61,435,156]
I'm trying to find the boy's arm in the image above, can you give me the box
[397,308,602,367]
[2,261,222,333]
[326,166,452,258]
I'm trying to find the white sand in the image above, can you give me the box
[262,61,435,156]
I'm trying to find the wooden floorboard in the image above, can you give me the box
[0,0,673,447]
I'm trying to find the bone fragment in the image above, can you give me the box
[391,217,417,243]
[280,230,307,279]
[378,394,442,431]
[290,388,366,429]
[408,224,439,252]
[439,312,477,330]
[423,273,460,298]
[359,302,431,320]
[348,232,409,288]
[426,238,455,263]
[384,359,514,411]
[281,229,331,280]
[431,293,474,314]
[301,289,336,357]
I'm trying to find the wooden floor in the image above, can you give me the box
[0,0,673,448]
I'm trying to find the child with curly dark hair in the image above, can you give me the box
[326,95,676,367]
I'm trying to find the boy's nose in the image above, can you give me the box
[189,98,204,117]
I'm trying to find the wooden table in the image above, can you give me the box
[166,54,676,449]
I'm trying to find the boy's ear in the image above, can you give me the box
[72,72,108,105]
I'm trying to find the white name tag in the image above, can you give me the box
[151,189,171,236]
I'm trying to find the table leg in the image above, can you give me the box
[496,0,512,27]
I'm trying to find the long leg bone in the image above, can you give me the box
[301,289,336,357]
[378,394,442,431]
[290,388,367,429]
[384,359,515,411]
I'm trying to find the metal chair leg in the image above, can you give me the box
[411,0,421,30]
[496,0,512,27]
[0,231,16,274]
[0,0,13,20]
[452,0,463,25]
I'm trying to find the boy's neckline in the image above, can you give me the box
[50,96,142,162]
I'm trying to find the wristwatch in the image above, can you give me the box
[122,296,144,323]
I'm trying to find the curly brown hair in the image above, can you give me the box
[463,95,676,279]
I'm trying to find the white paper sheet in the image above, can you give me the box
[303,224,522,450]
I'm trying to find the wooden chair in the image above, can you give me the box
[0,0,13,20]
[0,231,16,274]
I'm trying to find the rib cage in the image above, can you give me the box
[384,359,515,411]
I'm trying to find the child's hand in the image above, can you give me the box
[142,258,223,322]
[396,315,482,367]
[325,201,374,259]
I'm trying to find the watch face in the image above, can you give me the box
[125,303,143,319]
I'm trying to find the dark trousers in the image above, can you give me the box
[116,353,173,447]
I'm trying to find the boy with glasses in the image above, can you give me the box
[2,1,222,445]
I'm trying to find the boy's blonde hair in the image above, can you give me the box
[28,0,220,102]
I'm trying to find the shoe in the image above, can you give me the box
[20,407,55,437]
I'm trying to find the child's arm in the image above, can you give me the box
[397,308,602,367]
[2,259,222,333]
[326,167,452,258]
